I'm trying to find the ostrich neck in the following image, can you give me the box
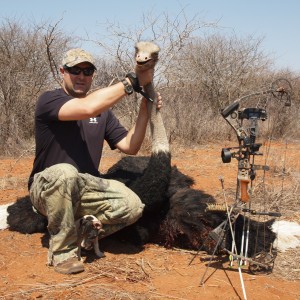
[144,83,169,153]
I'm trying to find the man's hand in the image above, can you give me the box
[156,92,162,109]
[140,92,162,109]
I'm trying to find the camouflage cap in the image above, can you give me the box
[62,48,96,69]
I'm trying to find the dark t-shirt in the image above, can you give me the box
[28,88,128,189]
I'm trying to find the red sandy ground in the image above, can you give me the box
[0,142,299,299]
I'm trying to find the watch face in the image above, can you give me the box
[126,85,133,94]
[122,79,133,95]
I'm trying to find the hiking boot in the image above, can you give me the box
[54,257,84,274]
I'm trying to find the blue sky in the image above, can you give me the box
[1,0,300,72]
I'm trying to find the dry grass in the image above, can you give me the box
[0,249,189,300]
[253,181,300,280]
[0,256,147,299]
[274,248,300,280]
[0,176,28,190]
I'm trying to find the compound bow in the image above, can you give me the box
[207,78,293,275]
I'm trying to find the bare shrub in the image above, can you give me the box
[0,18,71,155]
[0,12,299,154]
[171,34,272,111]
[89,10,218,141]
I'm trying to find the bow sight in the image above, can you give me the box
[221,107,269,201]
[221,107,267,163]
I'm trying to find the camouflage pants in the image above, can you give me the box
[29,163,144,266]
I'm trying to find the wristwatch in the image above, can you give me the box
[121,78,134,95]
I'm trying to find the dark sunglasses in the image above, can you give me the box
[63,65,95,76]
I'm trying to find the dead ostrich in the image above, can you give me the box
[1,41,219,249]
[1,42,300,263]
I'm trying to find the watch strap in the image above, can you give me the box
[121,78,133,95]
[122,72,154,102]
[126,72,142,93]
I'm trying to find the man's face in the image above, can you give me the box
[61,62,95,98]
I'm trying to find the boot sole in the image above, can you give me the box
[54,265,84,274]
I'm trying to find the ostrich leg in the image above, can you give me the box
[134,42,169,154]
[109,42,172,244]
[129,42,171,215]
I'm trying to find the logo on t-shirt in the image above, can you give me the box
[89,117,98,124]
